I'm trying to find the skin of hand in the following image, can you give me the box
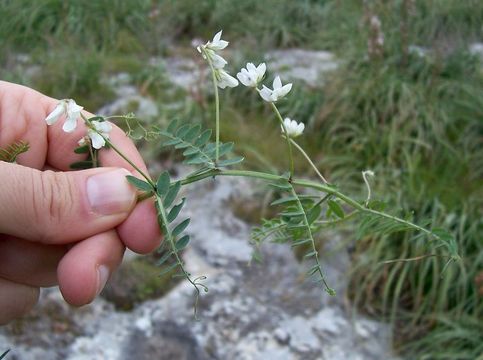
[0,81,162,324]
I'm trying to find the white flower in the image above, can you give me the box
[237,62,266,87]
[45,99,83,133]
[282,118,304,138]
[196,30,229,55]
[216,69,239,89]
[87,120,113,149]
[259,76,292,102]
[205,30,229,51]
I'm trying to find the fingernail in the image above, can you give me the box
[96,265,110,296]
[87,169,135,215]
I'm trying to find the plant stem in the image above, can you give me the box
[155,195,203,319]
[180,168,440,242]
[105,139,155,187]
[290,138,329,184]
[289,185,335,295]
[204,50,221,164]
[81,114,155,187]
[270,102,295,179]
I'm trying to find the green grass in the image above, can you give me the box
[0,1,482,358]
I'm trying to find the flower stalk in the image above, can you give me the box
[204,50,222,164]
[289,138,329,184]
[270,102,295,179]
[81,114,155,188]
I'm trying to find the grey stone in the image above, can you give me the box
[264,49,338,87]
[0,173,397,360]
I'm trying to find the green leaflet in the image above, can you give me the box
[175,235,190,250]
[156,171,170,196]
[0,349,10,360]
[158,263,178,277]
[327,200,344,219]
[74,145,89,154]
[164,181,181,208]
[156,251,173,266]
[70,160,95,170]
[172,218,190,237]
[167,198,185,223]
[158,122,242,168]
[217,156,244,167]
[126,175,152,192]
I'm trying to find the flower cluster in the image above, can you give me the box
[197,31,238,89]
[197,31,303,137]
[45,99,83,133]
[45,99,112,149]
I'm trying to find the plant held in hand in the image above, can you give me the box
[36,30,461,318]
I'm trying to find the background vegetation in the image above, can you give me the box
[1,0,482,359]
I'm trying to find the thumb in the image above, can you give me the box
[0,162,137,244]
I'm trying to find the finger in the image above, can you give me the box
[0,277,39,325]
[0,81,49,169]
[57,230,124,306]
[0,162,137,244]
[117,198,162,254]
[0,235,66,287]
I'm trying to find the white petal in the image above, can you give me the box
[213,30,222,43]
[273,76,282,89]
[218,70,238,88]
[217,80,227,89]
[89,131,105,149]
[211,53,227,69]
[211,40,228,50]
[297,123,305,135]
[92,120,112,134]
[62,117,78,133]
[45,103,64,125]
[276,83,293,99]
[256,63,266,78]
[246,63,256,73]
[237,72,251,87]
[67,99,83,115]
[259,86,273,102]
[225,75,239,87]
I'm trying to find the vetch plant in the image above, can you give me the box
[34,30,461,318]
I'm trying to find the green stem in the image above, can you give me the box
[289,185,335,295]
[81,114,155,187]
[180,168,438,240]
[204,50,221,164]
[106,139,155,187]
[270,102,295,179]
[155,195,203,319]
[290,138,328,184]
[315,210,359,226]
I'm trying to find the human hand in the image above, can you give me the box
[0,81,161,324]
